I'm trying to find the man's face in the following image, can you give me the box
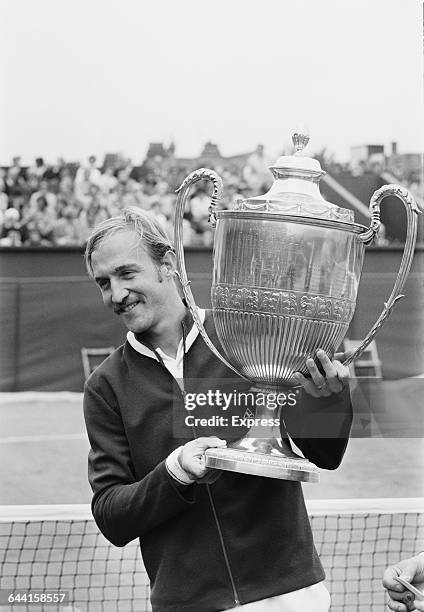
[91,229,171,335]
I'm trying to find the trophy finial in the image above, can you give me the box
[292,126,310,155]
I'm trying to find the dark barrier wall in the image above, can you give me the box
[0,246,423,391]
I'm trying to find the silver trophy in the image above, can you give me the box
[174,130,420,482]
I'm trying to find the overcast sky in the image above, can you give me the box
[0,0,422,164]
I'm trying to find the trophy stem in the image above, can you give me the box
[204,387,319,483]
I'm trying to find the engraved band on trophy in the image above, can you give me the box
[173,131,421,482]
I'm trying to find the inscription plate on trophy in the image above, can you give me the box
[212,285,355,323]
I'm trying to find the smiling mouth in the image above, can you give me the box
[116,301,139,315]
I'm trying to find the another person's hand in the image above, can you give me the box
[179,437,226,483]
[294,349,350,398]
[383,553,424,611]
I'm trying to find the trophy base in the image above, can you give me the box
[205,447,320,482]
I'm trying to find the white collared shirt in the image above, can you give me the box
[126,308,206,391]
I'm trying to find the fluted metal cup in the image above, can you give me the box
[174,133,420,481]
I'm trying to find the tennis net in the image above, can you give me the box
[0,498,423,612]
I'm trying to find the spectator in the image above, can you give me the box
[148,200,169,234]
[29,180,57,213]
[43,158,66,193]
[24,222,45,246]
[27,157,47,189]
[79,202,110,243]
[22,195,55,245]
[75,155,101,187]
[59,167,75,197]
[52,205,82,245]
[188,186,210,228]
[5,157,28,210]
[7,156,26,186]
[74,168,94,207]
[0,168,6,192]
[97,166,118,195]
[243,144,272,193]
[155,179,174,218]
[0,208,24,246]
[135,178,160,210]
[222,181,243,210]
[0,181,9,213]
[181,210,195,246]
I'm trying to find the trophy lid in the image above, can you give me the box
[234,129,354,223]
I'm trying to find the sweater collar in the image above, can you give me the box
[126,308,206,360]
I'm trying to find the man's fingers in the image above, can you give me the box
[295,349,349,397]
[334,350,354,362]
[294,372,321,398]
[315,350,337,377]
[333,360,349,385]
[305,357,331,393]
[315,350,346,393]
[193,437,227,451]
[179,438,227,480]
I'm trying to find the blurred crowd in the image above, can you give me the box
[0,149,271,248]
[0,146,420,247]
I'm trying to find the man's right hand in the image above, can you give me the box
[179,437,227,483]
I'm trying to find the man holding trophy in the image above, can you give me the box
[83,133,419,611]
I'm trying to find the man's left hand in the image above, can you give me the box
[294,349,350,398]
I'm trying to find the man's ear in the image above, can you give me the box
[159,249,177,279]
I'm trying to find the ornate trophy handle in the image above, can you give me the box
[343,184,421,368]
[174,168,248,379]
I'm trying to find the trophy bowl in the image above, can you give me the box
[211,212,362,388]
[173,131,420,481]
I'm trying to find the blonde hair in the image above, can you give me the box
[84,206,174,276]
